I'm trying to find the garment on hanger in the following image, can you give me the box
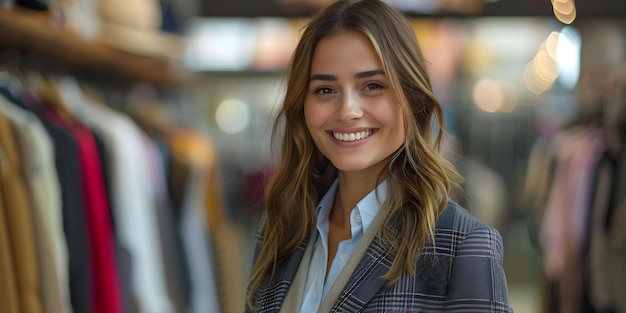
[587,150,617,311]
[0,59,229,313]
[0,104,42,313]
[17,90,92,313]
[582,63,626,313]
[5,77,120,313]
[48,107,125,313]
[58,78,174,313]
[168,142,221,313]
[540,126,605,313]
[606,150,626,313]
[0,93,69,313]
[143,134,190,313]
[0,114,21,313]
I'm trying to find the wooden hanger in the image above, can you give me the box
[79,81,106,105]
[28,74,78,124]
[126,85,176,138]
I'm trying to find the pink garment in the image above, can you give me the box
[47,110,124,313]
[541,128,604,277]
[540,127,604,313]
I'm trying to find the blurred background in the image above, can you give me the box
[0,0,625,313]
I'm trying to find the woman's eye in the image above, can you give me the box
[314,87,334,95]
[364,83,384,91]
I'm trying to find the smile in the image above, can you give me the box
[332,130,372,142]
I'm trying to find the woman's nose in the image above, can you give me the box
[337,91,363,121]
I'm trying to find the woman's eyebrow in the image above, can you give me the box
[309,70,385,82]
[354,69,385,79]
[309,74,337,82]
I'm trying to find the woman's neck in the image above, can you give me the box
[332,170,384,224]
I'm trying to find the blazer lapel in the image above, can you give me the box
[329,235,393,313]
[256,236,310,313]
[327,202,463,313]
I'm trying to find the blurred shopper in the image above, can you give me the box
[245,0,512,312]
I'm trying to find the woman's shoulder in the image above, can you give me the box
[436,200,500,237]
[429,200,504,261]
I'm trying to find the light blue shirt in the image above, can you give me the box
[298,179,387,313]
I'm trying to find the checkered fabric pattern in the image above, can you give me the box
[247,201,512,313]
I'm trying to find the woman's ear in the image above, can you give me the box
[311,150,336,197]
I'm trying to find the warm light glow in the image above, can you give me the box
[554,8,576,24]
[523,42,558,95]
[552,0,575,14]
[215,98,251,134]
[552,0,576,24]
[524,64,544,95]
[524,52,558,96]
[545,31,560,61]
[534,50,558,83]
[522,28,575,95]
[473,78,504,113]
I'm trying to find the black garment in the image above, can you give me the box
[45,117,92,313]
[606,149,626,231]
[92,132,116,233]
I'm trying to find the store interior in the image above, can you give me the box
[1,0,625,312]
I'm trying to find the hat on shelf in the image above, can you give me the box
[98,0,186,61]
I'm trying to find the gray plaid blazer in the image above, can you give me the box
[247,201,513,313]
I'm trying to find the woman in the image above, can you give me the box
[246,0,512,312]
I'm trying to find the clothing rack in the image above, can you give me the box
[0,71,247,313]
[0,6,247,312]
[525,63,626,313]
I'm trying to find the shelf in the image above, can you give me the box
[0,7,194,87]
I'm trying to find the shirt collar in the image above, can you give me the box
[316,178,387,232]
[316,179,339,227]
[355,180,387,232]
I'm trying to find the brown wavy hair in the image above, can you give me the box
[247,0,462,309]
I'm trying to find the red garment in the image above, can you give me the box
[74,125,124,313]
[47,110,124,313]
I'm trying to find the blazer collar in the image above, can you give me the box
[262,203,457,313]
[328,208,456,313]
[327,233,393,312]
[260,234,391,313]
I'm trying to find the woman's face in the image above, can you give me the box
[304,30,405,177]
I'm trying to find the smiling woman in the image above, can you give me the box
[305,31,405,175]
[245,1,513,312]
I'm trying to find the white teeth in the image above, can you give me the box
[333,130,371,142]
